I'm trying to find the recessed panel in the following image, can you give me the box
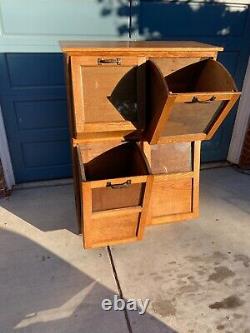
[138,2,247,37]
[163,101,224,136]
[150,143,192,174]
[151,177,193,217]
[81,66,138,124]
[22,141,71,168]
[6,54,65,87]
[90,213,140,245]
[15,99,67,130]
[92,184,145,212]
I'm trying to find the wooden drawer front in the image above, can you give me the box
[146,59,240,144]
[151,176,192,218]
[164,59,240,141]
[92,183,145,212]
[71,56,144,134]
[88,213,140,247]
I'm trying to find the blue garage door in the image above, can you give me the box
[0,54,71,183]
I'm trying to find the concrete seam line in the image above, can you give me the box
[107,246,133,333]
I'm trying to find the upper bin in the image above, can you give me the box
[68,44,240,145]
[70,55,146,140]
[144,59,241,144]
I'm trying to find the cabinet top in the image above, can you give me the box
[60,41,223,53]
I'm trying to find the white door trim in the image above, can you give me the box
[0,105,15,189]
[228,57,250,164]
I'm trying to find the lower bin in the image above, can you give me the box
[77,142,152,248]
[143,141,201,225]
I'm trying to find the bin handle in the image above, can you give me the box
[106,180,131,189]
[189,96,216,104]
[98,58,121,65]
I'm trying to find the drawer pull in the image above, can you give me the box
[106,180,131,189]
[97,58,121,65]
[189,96,216,104]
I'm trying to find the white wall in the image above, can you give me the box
[0,0,129,52]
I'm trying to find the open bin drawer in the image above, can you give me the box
[145,59,241,144]
[77,142,152,248]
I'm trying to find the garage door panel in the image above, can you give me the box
[22,141,71,169]
[18,129,70,143]
[217,51,240,76]
[19,164,72,183]
[14,99,68,131]
[0,54,66,97]
[201,50,241,161]
[1,98,69,141]
[4,53,66,88]
[135,1,248,37]
[201,125,225,162]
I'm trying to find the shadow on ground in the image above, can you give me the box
[0,188,177,333]
[0,184,77,233]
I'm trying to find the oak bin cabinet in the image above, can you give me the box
[61,41,240,249]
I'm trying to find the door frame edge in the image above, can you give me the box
[228,57,250,164]
[0,105,15,189]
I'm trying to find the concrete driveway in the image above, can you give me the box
[0,167,250,333]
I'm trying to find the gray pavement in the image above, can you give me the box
[0,167,250,333]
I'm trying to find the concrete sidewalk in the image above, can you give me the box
[0,167,250,333]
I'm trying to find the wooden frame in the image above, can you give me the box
[80,178,153,248]
[143,141,201,225]
[146,59,240,144]
[77,142,152,248]
[64,54,82,232]
[61,41,222,57]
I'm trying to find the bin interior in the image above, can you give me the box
[81,142,149,181]
[161,59,237,137]
[165,59,236,93]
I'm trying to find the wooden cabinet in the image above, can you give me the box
[62,41,240,249]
